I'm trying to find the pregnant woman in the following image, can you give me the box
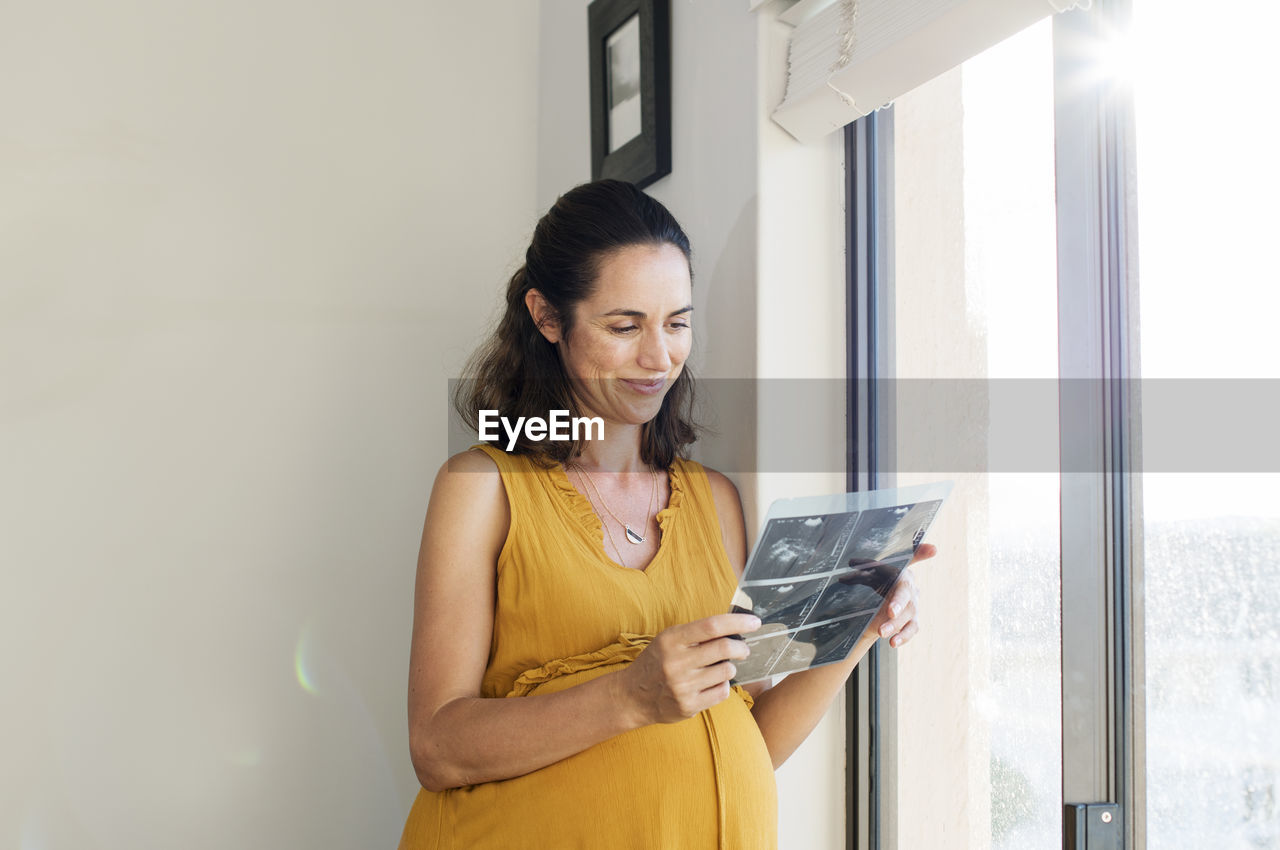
[398,179,932,849]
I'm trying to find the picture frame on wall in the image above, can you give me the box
[588,0,671,189]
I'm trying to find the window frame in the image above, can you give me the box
[843,108,896,850]
[1052,2,1146,845]
[843,2,1147,846]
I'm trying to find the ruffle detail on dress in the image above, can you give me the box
[549,461,604,540]
[506,633,653,697]
[654,460,686,537]
[549,459,686,541]
[505,631,759,711]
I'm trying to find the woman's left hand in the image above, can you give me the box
[869,543,936,649]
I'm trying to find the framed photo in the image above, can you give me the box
[588,0,670,189]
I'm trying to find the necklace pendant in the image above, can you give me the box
[624,525,645,545]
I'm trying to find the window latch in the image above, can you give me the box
[1064,803,1121,850]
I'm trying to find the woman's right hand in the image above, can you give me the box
[617,613,762,725]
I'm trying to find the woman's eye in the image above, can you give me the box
[610,325,639,335]
[670,322,690,331]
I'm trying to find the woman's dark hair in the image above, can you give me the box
[454,179,699,469]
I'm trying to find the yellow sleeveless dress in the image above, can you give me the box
[397,444,778,849]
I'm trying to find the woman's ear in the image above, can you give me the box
[525,289,562,344]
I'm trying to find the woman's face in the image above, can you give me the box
[541,242,693,428]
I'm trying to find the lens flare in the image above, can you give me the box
[294,625,319,696]
[1093,23,1136,87]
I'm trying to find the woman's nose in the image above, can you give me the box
[637,330,673,371]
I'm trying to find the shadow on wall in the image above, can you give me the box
[690,193,758,500]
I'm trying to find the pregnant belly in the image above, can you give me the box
[400,661,778,850]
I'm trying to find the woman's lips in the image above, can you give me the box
[621,377,666,396]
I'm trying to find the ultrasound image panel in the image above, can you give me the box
[771,636,818,671]
[846,500,943,563]
[831,557,901,601]
[735,625,793,683]
[808,616,871,666]
[735,576,828,627]
[808,579,885,624]
[748,512,861,581]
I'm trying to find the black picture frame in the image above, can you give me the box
[588,0,671,189]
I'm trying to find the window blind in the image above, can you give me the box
[771,0,1089,143]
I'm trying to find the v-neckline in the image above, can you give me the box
[549,460,685,575]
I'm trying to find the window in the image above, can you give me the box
[1131,0,1280,844]
[848,2,1279,847]
[853,19,1064,849]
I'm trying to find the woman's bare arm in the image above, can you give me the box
[704,469,932,769]
[407,451,756,792]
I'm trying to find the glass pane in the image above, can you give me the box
[1133,0,1280,846]
[889,19,1062,849]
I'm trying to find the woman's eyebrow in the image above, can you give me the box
[599,305,695,319]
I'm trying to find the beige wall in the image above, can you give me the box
[889,67,990,849]
[3,0,863,845]
[0,2,539,846]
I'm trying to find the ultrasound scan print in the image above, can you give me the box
[729,484,950,682]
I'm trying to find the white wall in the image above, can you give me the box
[3,0,855,844]
[755,8,851,848]
[0,2,539,847]
[536,2,849,848]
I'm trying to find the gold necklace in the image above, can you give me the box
[570,462,657,545]
[598,506,628,568]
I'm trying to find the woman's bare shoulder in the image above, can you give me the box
[701,466,743,510]
[699,466,748,576]
[426,448,508,533]
[440,446,501,475]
